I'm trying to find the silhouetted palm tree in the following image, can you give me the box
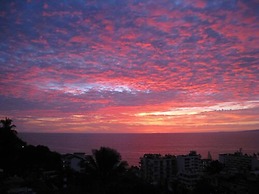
[87,147,128,179]
[0,117,26,171]
[86,147,128,193]
[0,117,17,134]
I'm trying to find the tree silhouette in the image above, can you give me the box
[85,147,128,193]
[0,117,26,171]
[0,117,62,176]
[87,147,128,179]
[0,117,25,148]
[0,117,17,134]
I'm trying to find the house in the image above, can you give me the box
[62,152,87,172]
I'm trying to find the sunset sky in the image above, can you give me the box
[0,0,259,133]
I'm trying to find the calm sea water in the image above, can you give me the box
[19,131,259,166]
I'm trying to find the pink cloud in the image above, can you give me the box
[0,0,258,133]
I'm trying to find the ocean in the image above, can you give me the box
[19,131,259,166]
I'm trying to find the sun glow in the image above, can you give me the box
[136,101,259,117]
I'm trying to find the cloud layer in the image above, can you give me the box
[0,0,259,132]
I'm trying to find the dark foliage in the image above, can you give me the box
[0,117,26,171]
[194,178,214,194]
[18,145,62,171]
[86,147,128,179]
[84,147,128,193]
[0,117,62,174]
[206,160,224,174]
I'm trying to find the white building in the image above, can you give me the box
[140,154,177,184]
[176,151,202,190]
[177,151,202,172]
[219,149,259,173]
[62,152,87,172]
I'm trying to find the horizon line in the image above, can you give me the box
[19,129,259,134]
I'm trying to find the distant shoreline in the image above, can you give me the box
[19,129,259,134]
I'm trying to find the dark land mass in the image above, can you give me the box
[1,118,259,194]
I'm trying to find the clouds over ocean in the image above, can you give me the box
[0,0,258,132]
